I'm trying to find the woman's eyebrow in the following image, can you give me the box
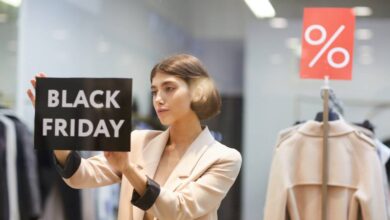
[151,80,177,89]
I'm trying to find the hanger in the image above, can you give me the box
[314,83,343,122]
[353,120,375,133]
[314,109,340,122]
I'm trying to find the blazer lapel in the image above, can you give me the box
[142,128,170,178]
[133,128,170,220]
[163,127,215,192]
[133,127,215,220]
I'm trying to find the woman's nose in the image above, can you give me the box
[154,92,164,104]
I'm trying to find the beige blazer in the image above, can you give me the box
[264,120,387,220]
[63,127,242,220]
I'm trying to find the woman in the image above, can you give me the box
[27,54,242,220]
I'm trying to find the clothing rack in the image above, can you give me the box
[321,76,330,220]
[0,109,20,220]
[320,76,345,220]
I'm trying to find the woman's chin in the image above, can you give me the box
[158,118,172,126]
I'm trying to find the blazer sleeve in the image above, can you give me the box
[59,130,153,189]
[61,152,122,189]
[147,148,242,220]
[57,130,160,189]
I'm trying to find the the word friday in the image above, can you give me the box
[42,90,124,138]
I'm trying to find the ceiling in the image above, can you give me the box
[143,0,390,39]
[270,0,390,18]
[1,0,389,39]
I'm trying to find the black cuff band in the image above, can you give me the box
[53,151,81,178]
[131,176,161,210]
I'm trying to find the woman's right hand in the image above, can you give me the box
[27,72,47,108]
[27,73,71,165]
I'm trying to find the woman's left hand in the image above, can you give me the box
[104,151,130,173]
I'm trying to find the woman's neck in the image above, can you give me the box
[168,113,202,149]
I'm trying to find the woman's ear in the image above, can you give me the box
[191,79,208,103]
[191,85,203,102]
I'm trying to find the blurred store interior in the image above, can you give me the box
[1,0,390,219]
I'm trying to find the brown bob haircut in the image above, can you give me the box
[150,54,221,120]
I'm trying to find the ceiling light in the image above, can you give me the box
[269,17,288,29]
[356,29,373,40]
[245,0,276,18]
[0,0,22,7]
[353,6,372,17]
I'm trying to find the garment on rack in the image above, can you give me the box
[383,139,390,185]
[0,115,20,220]
[375,139,390,218]
[354,120,375,134]
[264,120,387,220]
[384,140,390,148]
[352,123,390,218]
[376,140,390,166]
[8,115,42,220]
[0,108,42,220]
[0,122,9,220]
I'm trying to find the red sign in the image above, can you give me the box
[300,8,355,80]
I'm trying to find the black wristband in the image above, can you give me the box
[131,176,161,210]
[53,151,81,178]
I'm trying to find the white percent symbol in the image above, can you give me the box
[305,24,350,69]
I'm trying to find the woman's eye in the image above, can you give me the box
[151,91,157,96]
[165,87,175,92]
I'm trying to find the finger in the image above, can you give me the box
[27,89,35,107]
[32,72,47,89]
[30,79,36,88]
[37,72,47,78]
[34,73,45,83]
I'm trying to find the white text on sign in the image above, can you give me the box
[48,90,120,108]
[42,119,124,138]
[42,89,125,138]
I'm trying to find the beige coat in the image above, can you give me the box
[63,127,242,220]
[264,120,387,220]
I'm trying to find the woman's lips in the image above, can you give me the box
[157,109,169,114]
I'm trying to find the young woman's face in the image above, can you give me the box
[151,71,194,126]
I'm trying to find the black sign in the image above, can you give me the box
[34,78,132,151]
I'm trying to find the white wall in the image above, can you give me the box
[16,0,193,128]
[191,39,243,96]
[0,19,17,107]
[243,17,390,219]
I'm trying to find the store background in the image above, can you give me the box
[0,0,390,219]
